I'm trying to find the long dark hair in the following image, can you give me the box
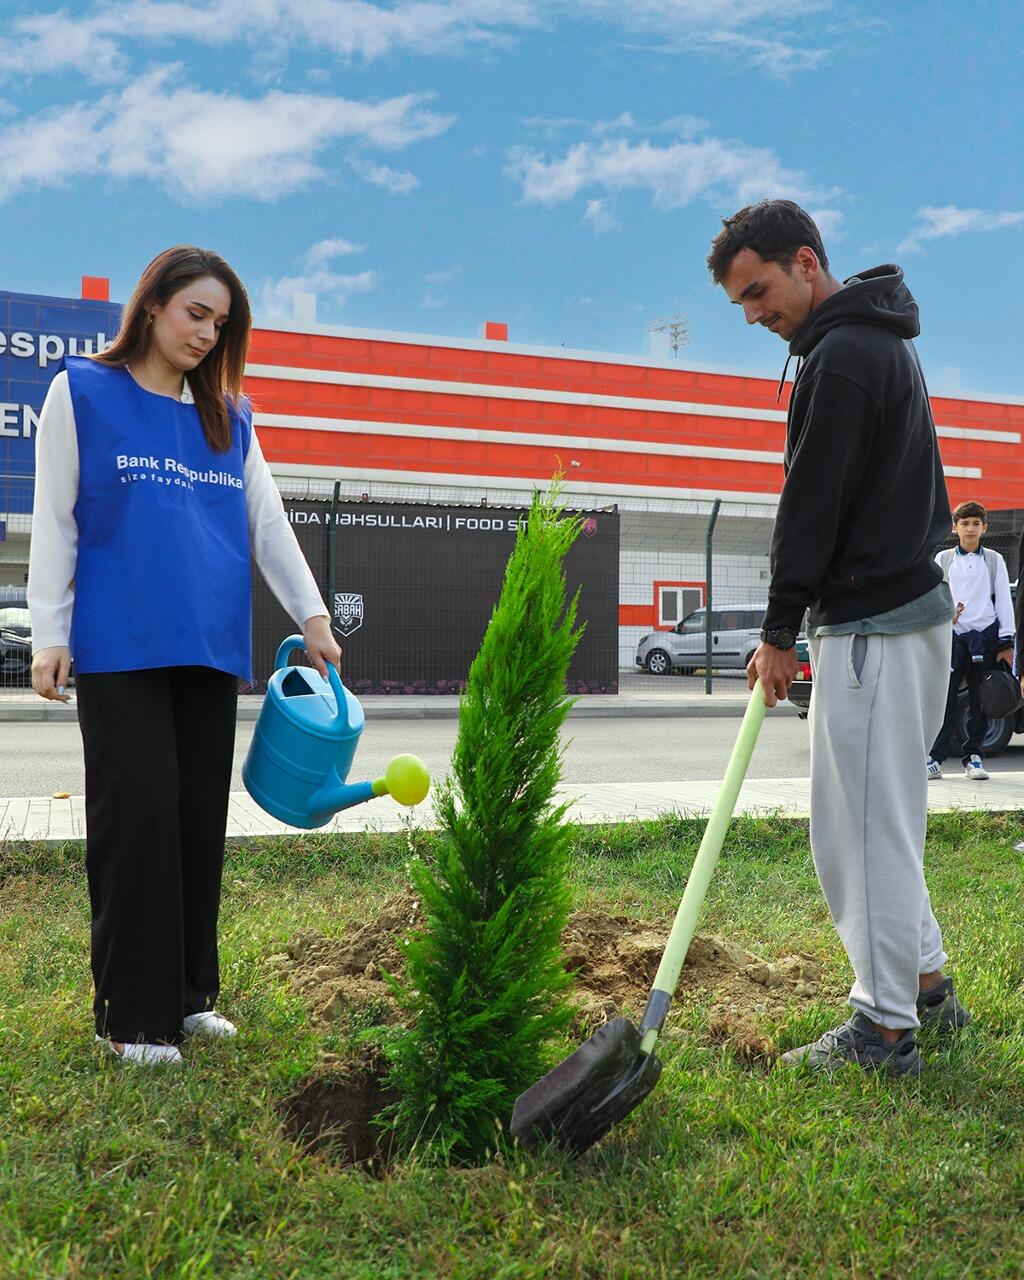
[95,246,252,453]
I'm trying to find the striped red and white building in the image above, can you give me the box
[246,313,1024,664]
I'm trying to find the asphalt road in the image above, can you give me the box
[3,714,1023,797]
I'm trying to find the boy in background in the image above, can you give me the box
[928,500,1015,780]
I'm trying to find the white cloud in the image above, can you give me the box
[304,238,366,268]
[897,205,1024,254]
[652,114,710,136]
[351,158,421,194]
[0,0,869,90]
[0,66,452,203]
[0,0,541,82]
[521,115,591,133]
[260,240,378,321]
[593,112,637,134]
[420,266,461,309]
[686,29,827,74]
[508,134,834,212]
[574,0,835,77]
[808,207,844,241]
[526,111,710,140]
[583,197,619,232]
[0,10,124,82]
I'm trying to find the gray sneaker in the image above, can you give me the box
[780,1011,922,1076]
[916,977,972,1031]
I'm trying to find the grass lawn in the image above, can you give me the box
[2,811,1023,1279]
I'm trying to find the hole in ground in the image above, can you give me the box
[280,1052,400,1174]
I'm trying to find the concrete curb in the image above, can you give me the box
[5,773,1022,845]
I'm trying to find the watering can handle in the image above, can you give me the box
[273,634,350,729]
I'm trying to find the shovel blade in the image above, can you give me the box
[511,1016,663,1156]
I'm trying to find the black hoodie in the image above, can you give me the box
[761,264,951,635]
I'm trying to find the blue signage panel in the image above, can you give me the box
[0,289,122,513]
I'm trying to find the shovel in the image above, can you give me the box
[510,682,767,1156]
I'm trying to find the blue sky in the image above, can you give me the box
[0,0,1022,395]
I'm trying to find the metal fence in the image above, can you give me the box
[4,468,1023,699]
[621,496,1023,693]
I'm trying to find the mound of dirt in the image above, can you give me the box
[271,890,823,1064]
[274,893,424,1027]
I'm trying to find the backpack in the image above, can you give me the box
[979,663,1024,718]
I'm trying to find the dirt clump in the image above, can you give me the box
[270,891,423,1026]
[561,912,822,1061]
[273,890,822,1065]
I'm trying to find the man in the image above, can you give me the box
[707,199,970,1074]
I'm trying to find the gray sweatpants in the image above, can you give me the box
[809,621,950,1028]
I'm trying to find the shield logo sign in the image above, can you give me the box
[333,592,364,637]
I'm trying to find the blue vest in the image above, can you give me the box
[66,356,253,680]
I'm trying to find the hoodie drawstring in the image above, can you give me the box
[776,354,793,402]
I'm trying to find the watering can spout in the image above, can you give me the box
[309,775,378,820]
[309,755,430,820]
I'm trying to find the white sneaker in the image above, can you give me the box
[964,755,989,781]
[95,1034,183,1065]
[182,1010,238,1039]
[927,758,942,780]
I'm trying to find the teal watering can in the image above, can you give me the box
[243,635,430,830]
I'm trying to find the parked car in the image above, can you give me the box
[0,602,32,687]
[635,606,770,675]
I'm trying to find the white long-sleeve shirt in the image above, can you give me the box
[28,370,328,652]
[938,545,1015,639]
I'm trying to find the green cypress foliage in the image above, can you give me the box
[385,486,584,1162]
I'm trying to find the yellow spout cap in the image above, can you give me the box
[376,754,430,807]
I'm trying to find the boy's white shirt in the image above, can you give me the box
[27,370,328,652]
[936,544,1015,638]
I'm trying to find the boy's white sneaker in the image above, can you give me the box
[964,755,989,781]
[182,1011,238,1039]
[95,1034,183,1065]
[926,758,942,780]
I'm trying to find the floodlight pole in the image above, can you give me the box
[704,498,721,695]
[648,313,690,358]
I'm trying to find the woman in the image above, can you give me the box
[29,246,340,1065]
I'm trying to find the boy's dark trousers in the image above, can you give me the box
[929,627,998,765]
[76,665,238,1045]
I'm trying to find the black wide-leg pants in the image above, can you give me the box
[76,666,238,1044]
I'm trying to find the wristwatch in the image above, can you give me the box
[760,627,797,650]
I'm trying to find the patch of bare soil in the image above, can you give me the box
[279,1042,398,1173]
[271,890,822,1068]
[272,893,423,1028]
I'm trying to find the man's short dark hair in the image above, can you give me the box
[952,500,987,523]
[707,200,830,284]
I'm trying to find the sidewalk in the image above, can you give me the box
[4,772,1021,844]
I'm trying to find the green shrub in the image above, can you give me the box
[385,485,584,1161]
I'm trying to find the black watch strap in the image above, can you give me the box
[761,627,797,650]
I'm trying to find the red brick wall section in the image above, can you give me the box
[245,328,1024,511]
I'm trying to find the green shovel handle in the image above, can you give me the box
[639,681,767,1056]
